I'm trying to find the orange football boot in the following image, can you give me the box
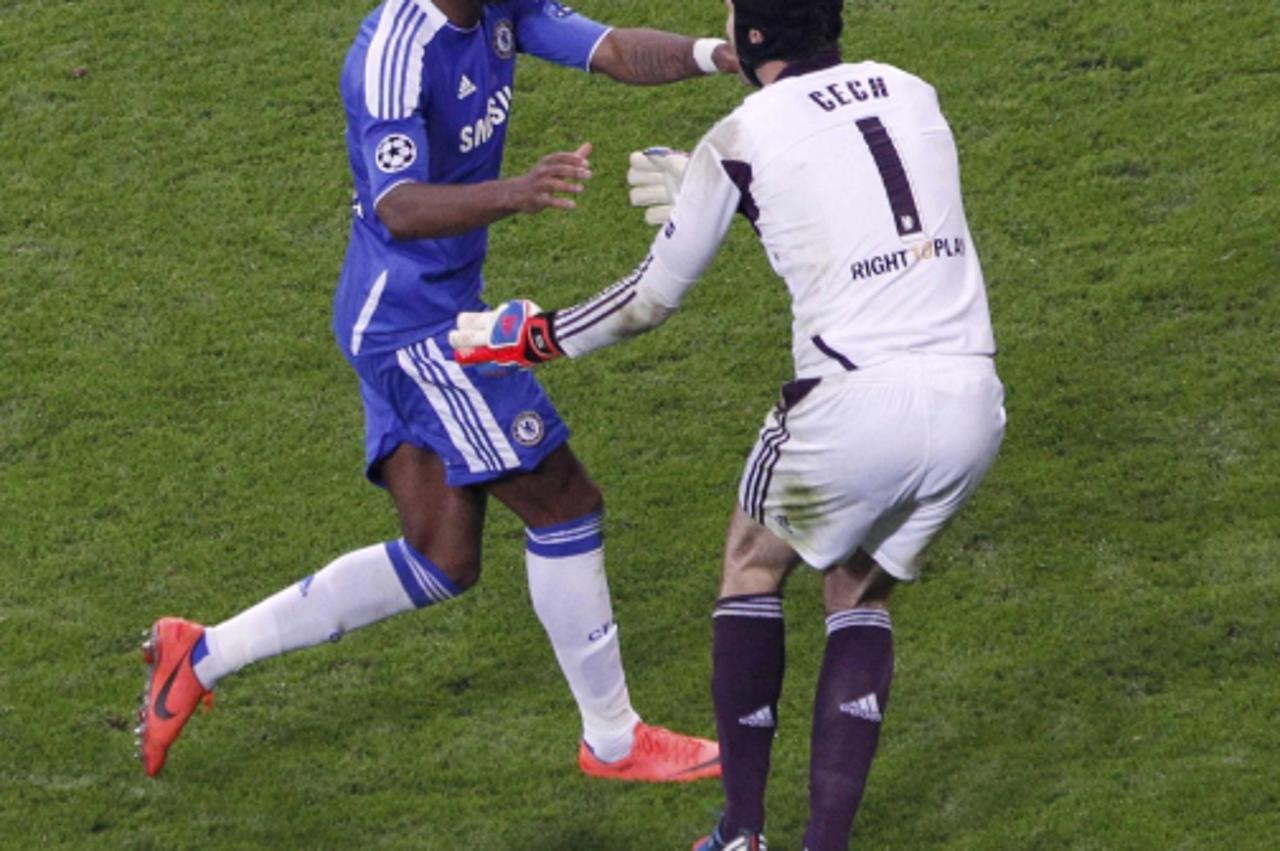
[137,617,212,777]
[578,722,720,782]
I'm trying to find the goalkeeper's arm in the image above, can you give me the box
[550,253,685,357]
[451,138,741,366]
[449,254,686,367]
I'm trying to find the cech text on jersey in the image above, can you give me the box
[807,76,890,112]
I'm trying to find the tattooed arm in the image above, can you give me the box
[590,28,738,84]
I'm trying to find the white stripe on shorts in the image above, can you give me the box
[396,342,521,475]
[426,339,520,468]
[397,348,489,473]
[742,415,790,523]
[409,344,505,471]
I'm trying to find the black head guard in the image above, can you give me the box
[732,0,844,87]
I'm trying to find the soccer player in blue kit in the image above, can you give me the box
[137,0,738,783]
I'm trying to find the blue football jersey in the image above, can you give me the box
[334,0,610,357]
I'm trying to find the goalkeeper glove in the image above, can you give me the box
[449,300,563,368]
[627,146,689,226]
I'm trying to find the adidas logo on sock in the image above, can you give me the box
[738,705,775,728]
[457,74,477,99]
[839,693,882,722]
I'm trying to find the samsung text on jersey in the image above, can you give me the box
[459,85,514,153]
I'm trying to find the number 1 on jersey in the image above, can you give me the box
[856,116,923,238]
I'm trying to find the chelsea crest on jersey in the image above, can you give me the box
[333,1,611,358]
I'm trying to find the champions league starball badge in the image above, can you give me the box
[512,411,545,447]
[375,134,417,173]
[493,19,515,60]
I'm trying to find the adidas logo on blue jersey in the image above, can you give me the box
[457,74,477,100]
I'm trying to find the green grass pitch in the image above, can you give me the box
[2,1,1277,848]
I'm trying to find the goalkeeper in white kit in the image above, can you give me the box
[452,0,1006,849]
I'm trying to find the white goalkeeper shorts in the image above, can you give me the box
[737,355,1005,580]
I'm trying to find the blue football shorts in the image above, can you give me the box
[351,329,569,488]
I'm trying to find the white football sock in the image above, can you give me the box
[194,540,460,688]
[526,512,641,762]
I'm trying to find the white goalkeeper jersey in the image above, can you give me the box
[554,59,997,378]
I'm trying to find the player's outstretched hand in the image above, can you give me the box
[627,147,688,226]
[508,142,593,214]
[450,300,564,368]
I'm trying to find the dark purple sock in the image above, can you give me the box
[711,594,785,836]
[804,607,894,851]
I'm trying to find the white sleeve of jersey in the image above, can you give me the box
[554,137,743,357]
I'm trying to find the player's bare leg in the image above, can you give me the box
[138,445,476,777]
[803,550,898,851]
[383,443,488,589]
[697,507,800,849]
[490,443,720,782]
